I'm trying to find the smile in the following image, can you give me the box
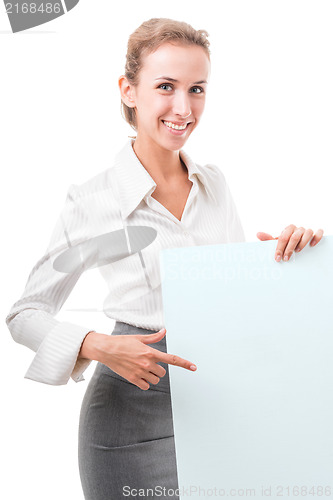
[162,120,190,132]
[162,120,189,130]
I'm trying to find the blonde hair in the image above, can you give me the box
[121,18,210,131]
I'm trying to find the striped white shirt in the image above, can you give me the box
[6,138,245,386]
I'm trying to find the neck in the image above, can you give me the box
[132,135,187,184]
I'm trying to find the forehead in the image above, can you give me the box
[139,43,210,81]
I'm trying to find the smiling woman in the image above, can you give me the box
[119,17,210,130]
[5,15,324,500]
[118,42,210,190]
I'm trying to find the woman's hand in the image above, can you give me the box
[257,225,324,262]
[79,329,197,391]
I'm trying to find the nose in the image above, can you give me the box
[173,90,191,119]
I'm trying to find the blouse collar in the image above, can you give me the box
[112,138,218,220]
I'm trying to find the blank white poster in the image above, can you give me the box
[160,236,333,500]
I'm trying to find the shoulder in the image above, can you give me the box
[59,163,122,237]
[199,162,227,184]
[192,160,230,205]
[67,140,131,202]
[181,149,229,200]
[66,165,117,202]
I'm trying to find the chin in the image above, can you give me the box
[157,121,196,150]
[162,140,188,152]
[162,133,191,150]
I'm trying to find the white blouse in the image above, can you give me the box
[5,139,245,386]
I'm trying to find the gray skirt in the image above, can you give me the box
[78,321,180,499]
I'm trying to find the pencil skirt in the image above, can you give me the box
[78,321,180,500]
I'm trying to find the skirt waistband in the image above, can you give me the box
[112,321,161,336]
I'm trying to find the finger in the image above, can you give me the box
[310,228,324,247]
[282,227,306,261]
[136,379,150,391]
[294,228,314,252]
[151,363,167,378]
[256,232,275,241]
[137,328,167,345]
[274,224,297,261]
[144,372,160,385]
[156,351,197,371]
[138,359,166,379]
[136,363,165,386]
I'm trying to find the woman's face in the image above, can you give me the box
[127,43,210,152]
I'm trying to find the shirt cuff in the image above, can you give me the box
[24,322,93,386]
[70,356,93,383]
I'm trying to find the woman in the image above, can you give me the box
[6,18,324,500]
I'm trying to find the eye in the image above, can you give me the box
[158,83,173,91]
[190,86,204,94]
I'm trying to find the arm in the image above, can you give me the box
[220,172,246,243]
[219,169,324,256]
[5,185,95,386]
[77,328,197,391]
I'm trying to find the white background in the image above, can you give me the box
[1,0,332,498]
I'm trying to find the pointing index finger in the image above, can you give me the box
[156,350,197,371]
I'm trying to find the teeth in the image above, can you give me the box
[163,121,187,130]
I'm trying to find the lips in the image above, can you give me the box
[162,120,191,133]
[162,120,187,130]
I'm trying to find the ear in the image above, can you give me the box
[118,75,136,108]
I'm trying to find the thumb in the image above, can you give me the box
[256,232,276,241]
[137,328,167,345]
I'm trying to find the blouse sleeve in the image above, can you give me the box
[224,180,246,243]
[207,163,246,243]
[5,184,95,386]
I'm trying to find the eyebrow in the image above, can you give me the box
[154,77,207,84]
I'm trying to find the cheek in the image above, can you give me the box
[141,96,168,121]
[193,99,206,118]
[155,96,171,116]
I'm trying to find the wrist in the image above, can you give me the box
[79,331,106,362]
